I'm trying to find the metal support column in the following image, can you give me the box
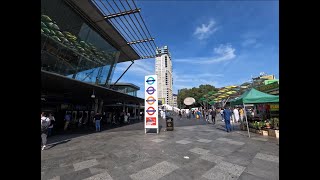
[112,60,134,88]
[105,51,121,87]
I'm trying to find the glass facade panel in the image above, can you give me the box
[41,0,119,85]
[110,86,138,97]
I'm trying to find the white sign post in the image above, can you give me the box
[144,75,159,134]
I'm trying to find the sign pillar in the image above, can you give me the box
[145,75,159,134]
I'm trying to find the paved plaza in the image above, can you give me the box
[41,116,279,180]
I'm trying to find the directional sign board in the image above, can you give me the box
[145,75,158,133]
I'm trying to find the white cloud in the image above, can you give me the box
[242,39,257,47]
[241,31,264,48]
[193,20,218,40]
[174,44,236,64]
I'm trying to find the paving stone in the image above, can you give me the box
[41,120,278,180]
[254,153,279,163]
[152,139,165,143]
[129,161,179,180]
[197,139,213,143]
[83,172,113,180]
[73,159,99,171]
[189,147,210,155]
[176,140,192,144]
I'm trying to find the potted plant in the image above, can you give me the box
[269,118,274,129]
[256,121,263,134]
[273,118,279,130]
[265,119,271,129]
[249,122,254,132]
[240,121,247,131]
[273,118,279,138]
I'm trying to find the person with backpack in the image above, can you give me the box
[41,112,50,150]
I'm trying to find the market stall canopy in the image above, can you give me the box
[225,85,237,89]
[231,88,279,105]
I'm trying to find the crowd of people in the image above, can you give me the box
[41,110,141,151]
[177,106,246,133]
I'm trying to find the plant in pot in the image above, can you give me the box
[265,119,271,129]
[242,121,248,130]
[269,118,274,129]
[273,117,279,138]
[256,121,263,134]
[260,121,265,130]
[273,118,279,130]
[250,121,257,132]
[253,121,259,129]
[248,122,253,128]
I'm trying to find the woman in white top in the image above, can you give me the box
[233,108,240,123]
[220,109,224,121]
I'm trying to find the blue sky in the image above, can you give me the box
[112,0,279,98]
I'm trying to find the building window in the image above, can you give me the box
[165,56,167,67]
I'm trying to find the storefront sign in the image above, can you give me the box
[144,75,158,133]
[257,82,279,92]
[270,104,279,111]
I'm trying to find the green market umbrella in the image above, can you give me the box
[208,100,215,105]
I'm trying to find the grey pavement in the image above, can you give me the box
[41,115,279,180]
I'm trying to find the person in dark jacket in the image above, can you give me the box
[223,106,233,132]
[94,113,102,132]
[211,109,216,125]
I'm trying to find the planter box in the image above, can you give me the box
[275,130,279,138]
[268,129,276,137]
[256,130,262,135]
[244,126,247,131]
[262,130,269,136]
[240,123,248,131]
[249,128,256,133]
[240,124,244,130]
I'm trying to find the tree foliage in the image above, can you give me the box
[177,84,218,108]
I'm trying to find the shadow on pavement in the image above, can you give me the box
[46,116,227,146]
[46,139,71,150]
[46,119,143,145]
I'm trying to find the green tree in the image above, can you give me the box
[177,84,218,108]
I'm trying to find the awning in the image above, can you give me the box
[42,70,144,105]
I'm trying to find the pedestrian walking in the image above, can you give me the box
[208,109,212,123]
[178,111,182,120]
[94,113,102,132]
[233,107,240,123]
[223,106,233,132]
[205,110,209,122]
[124,112,128,124]
[220,108,224,121]
[239,107,244,122]
[47,113,55,137]
[211,108,216,124]
[64,112,71,131]
[41,112,50,150]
